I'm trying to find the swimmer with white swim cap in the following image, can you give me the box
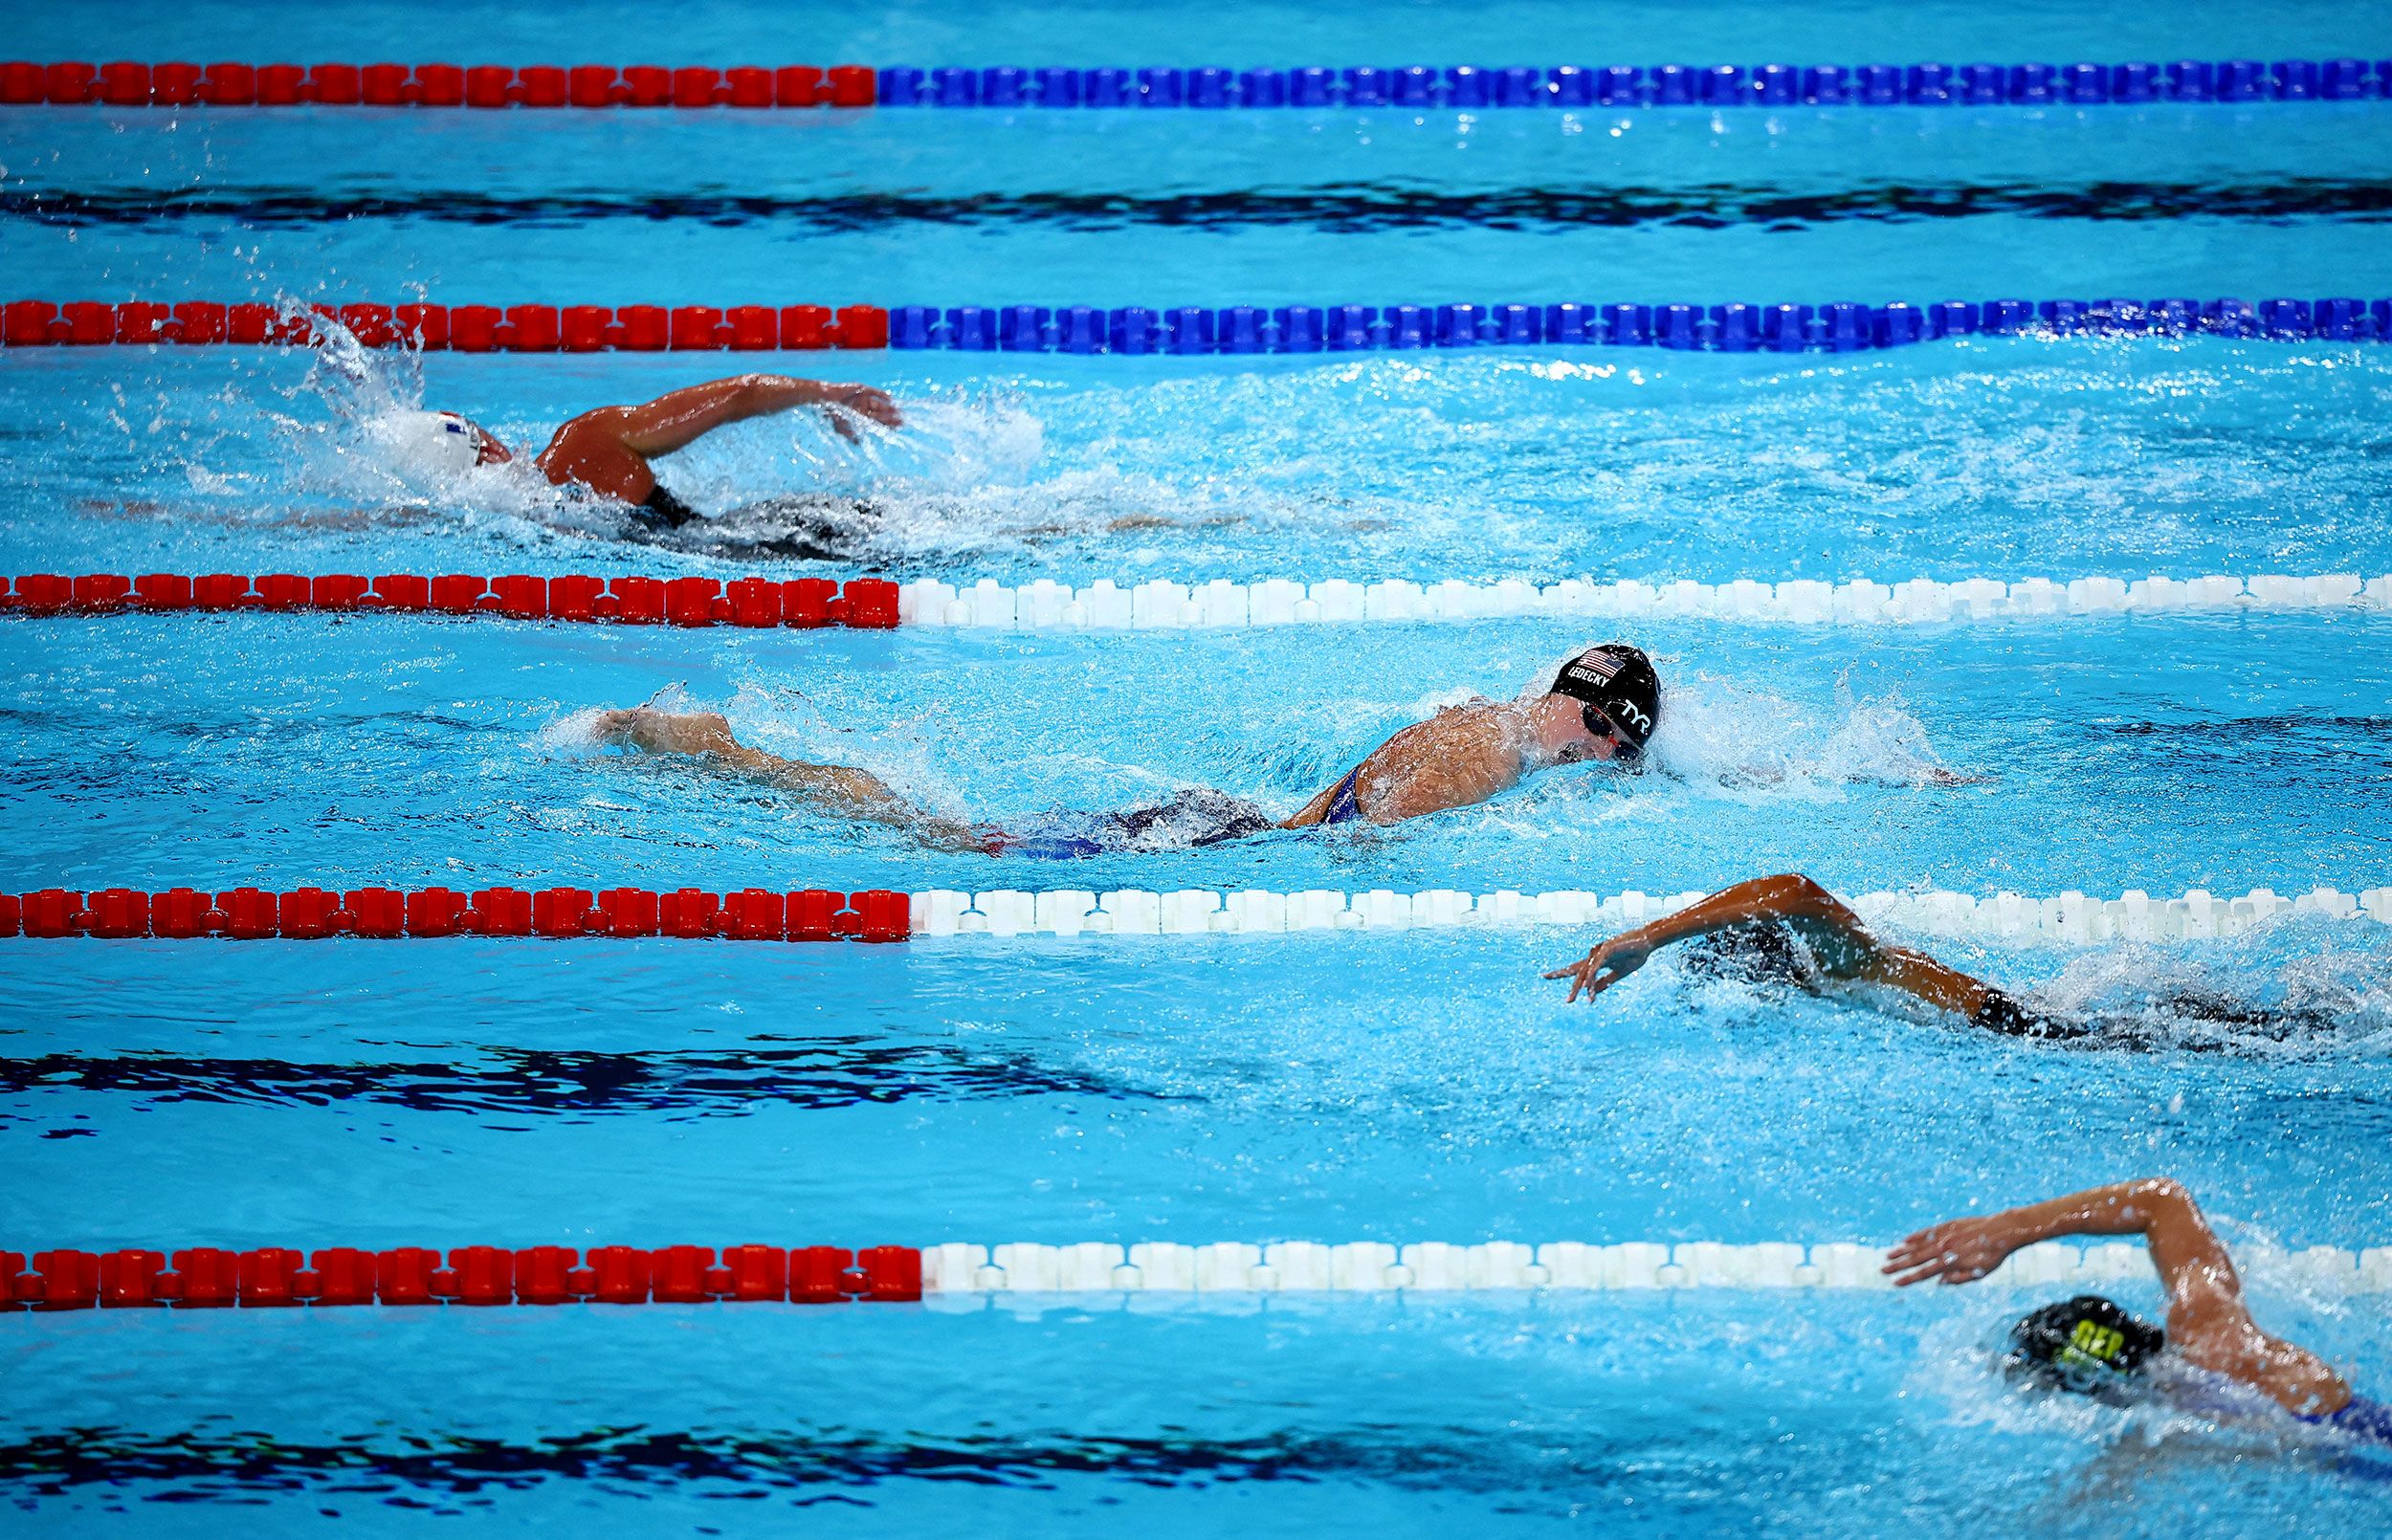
[410,374,902,539]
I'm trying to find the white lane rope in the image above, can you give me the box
[907,885,2392,941]
[919,1239,2392,1296]
[897,573,2392,630]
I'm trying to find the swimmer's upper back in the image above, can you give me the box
[1286,701,1525,826]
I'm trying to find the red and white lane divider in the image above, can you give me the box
[0,573,898,628]
[9,1237,2387,1310]
[4,884,2386,944]
[0,299,887,351]
[8,571,2390,631]
[0,61,876,110]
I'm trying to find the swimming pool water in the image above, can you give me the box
[5,1,2392,1533]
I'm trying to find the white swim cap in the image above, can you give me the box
[383,409,487,475]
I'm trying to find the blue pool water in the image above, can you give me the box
[6,1,2392,1534]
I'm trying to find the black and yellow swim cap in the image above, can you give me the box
[2005,1295,2164,1395]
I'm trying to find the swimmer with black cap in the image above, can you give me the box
[1282,643,1660,828]
[1544,872,2332,1049]
[591,642,1662,854]
[401,373,902,553]
[1887,1177,2391,1450]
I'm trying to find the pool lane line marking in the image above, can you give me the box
[4,297,2386,352]
[7,1238,2386,1310]
[8,884,2388,944]
[8,572,2392,630]
[7,58,2386,112]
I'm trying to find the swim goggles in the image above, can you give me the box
[1582,704,1643,763]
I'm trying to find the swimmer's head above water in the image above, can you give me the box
[2004,1294,2166,1402]
[390,409,512,474]
[1543,643,1662,765]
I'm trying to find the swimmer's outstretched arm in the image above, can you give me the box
[624,375,903,450]
[1540,872,1986,1012]
[593,708,989,852]
[1886,1178,2350,1416]
[547,375,899,478]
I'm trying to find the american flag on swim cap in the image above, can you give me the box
[1563,650,1624,686]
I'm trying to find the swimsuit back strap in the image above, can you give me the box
[1323,765,1363,825]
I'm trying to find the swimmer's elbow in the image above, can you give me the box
[2126,1177,2198,1215]
[1754,872,1837,914]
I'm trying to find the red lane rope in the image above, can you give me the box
[0,60,876,110]
[2,1243,923,1309]
[0,887,915,941]
[0,300,889,350]
[0,574,901,628]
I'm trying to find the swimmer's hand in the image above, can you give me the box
[1882,1216,2018,1287]
[594,707,741,758]
[1543,930,1655,1003]
[816,384,903,441]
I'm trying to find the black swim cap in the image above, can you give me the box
[1550,644,1662,749]
[2004,1295,2164,1396]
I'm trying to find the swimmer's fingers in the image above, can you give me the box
[827,386,903,432]
[591,708,647,744]
[1884,1223,1998,1286]
[850,387,903,429]
[1541,953,1599,1002]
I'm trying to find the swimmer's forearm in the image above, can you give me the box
[1631,874,1858,951]
[1985,1179,2197,1248]
[615,376,899,456]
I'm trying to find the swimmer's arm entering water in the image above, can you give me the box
[609,375,902,454]
[593,708,987,851]
[1541,872,1988,1012]
[1885,1178,2352,1417]
[540,376,904,503]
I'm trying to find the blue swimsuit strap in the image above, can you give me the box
[1322,765,1363,825]
[2318,1394,2392,1444]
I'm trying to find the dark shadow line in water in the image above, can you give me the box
[7,179,2392,233]
[0,1425,1539,1503]
[0,1045,1169,1120]
[2095,715,2392,740]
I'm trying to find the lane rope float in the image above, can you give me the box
[4,884,2385,944]
[0,573,900,628]
[4,58,2385,112]
[4,1237,2385,1311]
[3,297,2384,353]
[6,572,2390,631]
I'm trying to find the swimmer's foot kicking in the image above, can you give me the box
[1542,872,2321,1047]
[393,373,903,558]
[1887,1177,2389,1449]
[593,644,1666,855]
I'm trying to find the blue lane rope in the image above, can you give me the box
[886,297,2388,354]
[876,59,2389,109]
